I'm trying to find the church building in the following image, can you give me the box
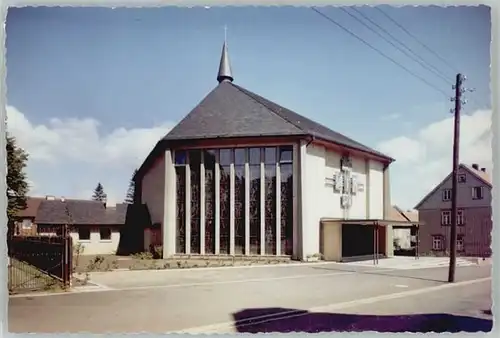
[134,42,399,261]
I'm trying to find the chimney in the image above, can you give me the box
[472,163,479,170]
[481,168,486,173]
[45,195,55,200]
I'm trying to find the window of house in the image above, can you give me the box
[442,189,452,201]
[78,227,91,241]
[458,174,467,183]
[457,235,464,251]
[472,186,484,200]
[100,227,112,241]
[21,219,32,229]
[441,211,451,225]
[432,236,443,251]
[457,209,465,225]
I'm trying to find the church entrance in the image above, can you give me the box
[341,223,386,262]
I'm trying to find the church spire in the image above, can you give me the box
[217,26,233,83]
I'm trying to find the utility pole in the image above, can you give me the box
[448,73,468,283]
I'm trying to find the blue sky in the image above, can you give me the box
[6,5,492,209]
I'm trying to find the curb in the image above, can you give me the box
[86,260,340,274]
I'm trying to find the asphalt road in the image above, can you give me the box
[225,278,493,333]
[8,262,492,333]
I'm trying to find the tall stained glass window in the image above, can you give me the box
[219,149,232,254]
[279,146,293,255]
[204,149,217,254]
[175,150,187,254]
[234,148,246,254]
[189,150,202,254]
[249,147,261,255]
[264,147,277,255]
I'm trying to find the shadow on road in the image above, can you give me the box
[232,307,492,333]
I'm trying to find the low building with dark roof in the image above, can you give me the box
[388,206,419,252]
[14,196,44,236]
[134,41,398,261]
[16,196,129,255]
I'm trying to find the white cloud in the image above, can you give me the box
[377,109,492,210]
[6,105,174,205]
[377,136,425,164]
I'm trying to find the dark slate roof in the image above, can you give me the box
[162,82,391,160]
[35,199,70,224]
[34,198,128,225]
[103,203,128,225]
[16,197,44,218]
[164,82,305,140]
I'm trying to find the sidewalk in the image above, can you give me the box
[341,256,482,270]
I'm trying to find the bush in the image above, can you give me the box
[86,255,105,271]
[73,243,85,268]
[152,245,163,259]
[132,252,154,260]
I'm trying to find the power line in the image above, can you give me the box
[374,7,461,75]
[311,7,450,98]
[374,7,486,111]
[349,7,454,84]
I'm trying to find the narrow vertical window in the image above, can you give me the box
[219,148,232,254]
[175,150,187,254]
[204,149,217,254]
[234,148,246,255]
[441,211,451,225]
[432,235,443,251]
[249,147,261,255]
[279,146,293,255]
[189,150,202,254]
[457,209,465,225]
[264,147,277,255]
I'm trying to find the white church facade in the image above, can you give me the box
[134,42,399,261]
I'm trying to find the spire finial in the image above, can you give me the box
[217,26,233,83]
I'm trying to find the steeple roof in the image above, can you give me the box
[217,42,233,83]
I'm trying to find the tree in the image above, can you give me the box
[92,182,107,202]
[124,169,138,204]
[6,135,29,237]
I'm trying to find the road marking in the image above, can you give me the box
[180,277,492,334]
[394,284,408,288]
[9,271,355,298]
[86,281,114,290]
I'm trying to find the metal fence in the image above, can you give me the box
[8,235,72,293]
